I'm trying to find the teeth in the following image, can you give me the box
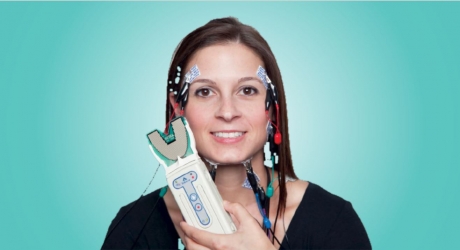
[213,132,244,138]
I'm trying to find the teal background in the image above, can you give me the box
[1,2,459,249]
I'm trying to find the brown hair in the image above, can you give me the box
[165,17,297,217]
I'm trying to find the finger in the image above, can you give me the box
[180,221,221,249]
[182,235,211,250]
[222,201,240,227]
[223,201,254,225]
[228,212,240,228]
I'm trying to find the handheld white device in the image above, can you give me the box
[147,117,236,234]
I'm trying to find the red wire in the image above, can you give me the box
[266,110,279,132]
[164,103,179,134]
[275,104,280,132]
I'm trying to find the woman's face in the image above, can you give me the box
[179,43,268,164]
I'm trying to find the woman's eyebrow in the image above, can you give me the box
[238,76,263,85]
[191,77,263,85]
[191,78,216,85]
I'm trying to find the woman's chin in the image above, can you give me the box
[200,153,250,165]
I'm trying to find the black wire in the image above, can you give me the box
[102,194,143,245]
[270,173,292,250]
[280,200,291,249]
[102,164,161,246]
[272,198,280,245]
[267,167,279,245]
[269,228,282,246]
[264,166,271,237]
[209,165,217,181]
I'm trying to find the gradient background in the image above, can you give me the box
[1,2,459,249]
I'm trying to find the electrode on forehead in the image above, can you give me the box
[256,66,270,89]
[184,64,201,84]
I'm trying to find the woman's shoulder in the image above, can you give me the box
[102,187,178,249]
[303,182,349,211]
[284,181,372,249]
[292,181,360,226]
[112,187,168,224]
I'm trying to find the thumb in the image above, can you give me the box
[223,200,253,225]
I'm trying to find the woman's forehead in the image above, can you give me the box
[184,43,264,76]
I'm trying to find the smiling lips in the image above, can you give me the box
[212,131,244,138]
[211,131,246,143]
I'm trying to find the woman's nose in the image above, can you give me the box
[215,96,242,122]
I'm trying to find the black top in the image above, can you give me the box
[102,182,371,249]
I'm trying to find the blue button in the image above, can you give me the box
[190,193,197,201]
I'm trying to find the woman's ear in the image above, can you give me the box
[168,92,181,116]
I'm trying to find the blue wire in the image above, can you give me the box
[255,193,272,229]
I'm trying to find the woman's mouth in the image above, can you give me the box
[211,131,246,143]
[212,131,245,138]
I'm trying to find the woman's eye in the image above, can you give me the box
[195,88,213,97]
[239,87,258,96]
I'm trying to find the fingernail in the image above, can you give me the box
[223,200,229,205]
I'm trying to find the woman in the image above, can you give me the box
[102,17,371,250]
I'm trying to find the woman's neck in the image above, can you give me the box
[207,151,267,207]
